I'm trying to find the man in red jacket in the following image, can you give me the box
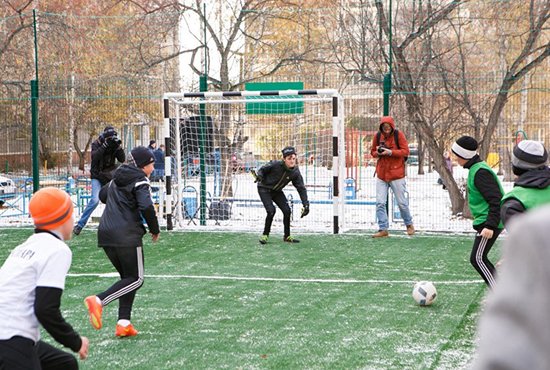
[370,116,414,238]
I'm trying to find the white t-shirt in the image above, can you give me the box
[0,232,72,342]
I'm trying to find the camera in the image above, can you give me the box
[377,142,388,154]
[110,135,122,146]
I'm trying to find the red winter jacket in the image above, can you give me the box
[370,117,410,182]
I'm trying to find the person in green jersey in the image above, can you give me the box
[452,136,504,288]
[501,140,550,227]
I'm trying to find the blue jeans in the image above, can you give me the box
[375,177,413,231]
[77,178,101,228]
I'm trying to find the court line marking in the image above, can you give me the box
[68,273,483,285]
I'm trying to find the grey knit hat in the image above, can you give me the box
[512,140,548,170]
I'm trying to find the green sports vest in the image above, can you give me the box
[502,185,550,210]
[467,162,504,227]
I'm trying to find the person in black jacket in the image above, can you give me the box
[84,146,160,337]
[500,140,550,228]
[74,126,125,235]
[253,146,309,244]
[0,188,89,369]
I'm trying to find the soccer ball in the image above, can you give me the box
[412,281,437,306]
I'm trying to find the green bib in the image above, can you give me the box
[467,162,504,227]
[502,186,550,210]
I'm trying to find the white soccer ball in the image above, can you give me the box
[412,281,437,306]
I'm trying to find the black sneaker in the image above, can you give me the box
[73,225,82,236]
[259,235,268,245]
[283,236,300,243]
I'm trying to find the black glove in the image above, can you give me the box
[107,137,120,149]
[301,204,310,218]
[251,169,262,183]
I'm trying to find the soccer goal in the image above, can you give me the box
[161,89,345,234]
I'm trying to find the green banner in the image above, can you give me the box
[245,81,304,115]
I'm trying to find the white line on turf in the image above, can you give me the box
[68,273,482,285]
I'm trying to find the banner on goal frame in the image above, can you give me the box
[245,81,304,115]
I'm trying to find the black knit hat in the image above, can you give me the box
[452,136,478,159]
[282,146,296,158]
[103,126,117,139]
[130,146,155,168]
[512,140,548,170]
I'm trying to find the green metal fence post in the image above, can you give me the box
[31,80,40,193]
[199,75,207,225]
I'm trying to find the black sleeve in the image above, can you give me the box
[135,182,160,234]
[256,161,273,179]
[501,198,526,228]
[474,168,503,230]
[34,287,81,353]
[115,146,126,163]
[142,205,160,234]
[292,171,309,206]
[90,140,105,168]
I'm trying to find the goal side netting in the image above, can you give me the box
[161,89,344,234]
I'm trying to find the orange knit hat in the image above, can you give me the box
[29,187,73,230]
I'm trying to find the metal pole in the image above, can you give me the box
[198,3,208,225]
[31,9,40,192]
[383,0,393,116]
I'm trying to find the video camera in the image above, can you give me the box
[108,134,122,146]
[101,127,122,147]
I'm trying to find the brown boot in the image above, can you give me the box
[372,230,389,238]
[406,224,415,236]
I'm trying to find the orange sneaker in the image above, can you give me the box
[84,296,103,330]
[115,323,139,337]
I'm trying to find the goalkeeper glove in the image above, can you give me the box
[301,204,310,218]
[251,169,262,183]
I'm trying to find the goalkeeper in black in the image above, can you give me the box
[253,146,309,244]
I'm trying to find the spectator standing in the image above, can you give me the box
[253,146,309,244]
[152,144,165,181]
[370,116,414,238]
[500,140,550,227]
[73,126,125,235]
[148,140,156,152]
[0,188,89,369]
[451,136,503,288]
[84,146,160,337]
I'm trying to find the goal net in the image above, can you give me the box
[161,89,344,234]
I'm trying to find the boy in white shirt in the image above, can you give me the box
[0,187,89,369]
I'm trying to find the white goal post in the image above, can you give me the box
[161,89,345,234]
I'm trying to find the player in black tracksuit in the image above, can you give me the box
[452,136,504,289]
[84,146,160,337]
[254,146,309,244]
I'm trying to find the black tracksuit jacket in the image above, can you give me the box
[98,164,160,247]
[256,160,309,205]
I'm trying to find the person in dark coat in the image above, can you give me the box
[74,126,125,235]
[84,146,160,338]
[253,146,309,244]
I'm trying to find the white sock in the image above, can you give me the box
[95,296,102,305]
[117,319,131,327]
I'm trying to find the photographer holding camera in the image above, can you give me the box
[370,116,414,238]
[74,126,125,235]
